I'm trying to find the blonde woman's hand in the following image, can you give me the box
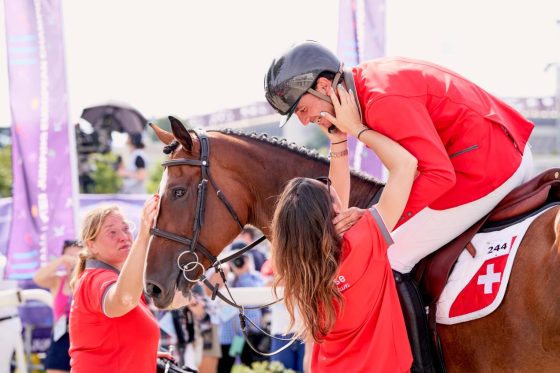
[320,84,363,137]
[138,194,160,237]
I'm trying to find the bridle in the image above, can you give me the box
[149,128,297,356]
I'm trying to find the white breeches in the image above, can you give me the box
[388,146,534,273]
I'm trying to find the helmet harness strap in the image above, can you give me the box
[306,63,344,105]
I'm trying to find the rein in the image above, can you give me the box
[150,128,297,356]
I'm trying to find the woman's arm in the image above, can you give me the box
[33,255,75,292]
[103,194,159,317]
[357,129,417,231]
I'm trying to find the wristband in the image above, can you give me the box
[356,126,371,140]
[331,139,348,145]
[329,149,349,158]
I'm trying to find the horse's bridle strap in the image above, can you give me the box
[217,235,267,265]
[162,159,206,167]
[150,227,217,264]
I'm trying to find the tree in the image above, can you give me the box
[0,145,12,197]
[147,159,165,194]
[86,153,122,194]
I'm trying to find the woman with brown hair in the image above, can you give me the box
[271,85,417,372]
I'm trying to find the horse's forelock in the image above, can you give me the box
[163,140,179,155]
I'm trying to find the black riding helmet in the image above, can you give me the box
[264,40,343,127]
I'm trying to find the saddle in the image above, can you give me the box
[414,168,560,306]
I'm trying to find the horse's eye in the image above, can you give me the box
[173,188,186,199]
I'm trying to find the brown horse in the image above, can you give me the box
[145,117,560,372]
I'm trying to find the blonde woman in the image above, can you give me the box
[68,196,170,373]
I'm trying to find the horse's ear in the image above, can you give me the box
[168,116,193,152]
[149,122,174,145]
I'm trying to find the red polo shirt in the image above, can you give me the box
[69,265,159,373]
[312,209,412,373]
[353,57,534,226]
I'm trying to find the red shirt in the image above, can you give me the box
[69,264,159,373]
[312,209,412,373]
[353,58,534,226]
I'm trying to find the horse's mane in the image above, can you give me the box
[213,128,382,185]
[159,127,382,185]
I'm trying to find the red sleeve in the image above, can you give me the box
[82,269,118,314]
[366,96,456,225]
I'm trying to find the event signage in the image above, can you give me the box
[4,0,78,279]
[337,0,386,179]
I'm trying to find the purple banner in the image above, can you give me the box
[337,0,386,180]
[4,0,78,280]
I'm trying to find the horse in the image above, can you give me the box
[145,117,560,372]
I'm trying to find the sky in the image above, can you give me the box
[1,0,559,126]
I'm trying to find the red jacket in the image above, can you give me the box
[352,57,534,226]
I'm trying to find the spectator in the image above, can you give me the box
[68,198,171,373]
[198,269,223,373]
[217,256,265,372]
[33,240,81,373]
[231,226,267,272]
[118,132,148,194]
[0,254,22,373]
[261,270,305,372]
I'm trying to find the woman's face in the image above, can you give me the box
[88,212,133,269]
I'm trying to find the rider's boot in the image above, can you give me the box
[393,270,437,373]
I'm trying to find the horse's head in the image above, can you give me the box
[144,117,384,309]
[145,116,251,309]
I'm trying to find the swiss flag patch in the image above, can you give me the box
[436,210,550,325]
[449,236,517,317]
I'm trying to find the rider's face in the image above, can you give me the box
[294,78,334,130]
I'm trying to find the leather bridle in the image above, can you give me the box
[149,128,296,356]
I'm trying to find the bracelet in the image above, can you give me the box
[329,149,349,158]
[331,139,347,145]
[356,126,371,140]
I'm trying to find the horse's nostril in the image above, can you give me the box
[146,282,162,298]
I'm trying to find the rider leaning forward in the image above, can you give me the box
[264,40,534,372]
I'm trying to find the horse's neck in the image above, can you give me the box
[226,135,383,234]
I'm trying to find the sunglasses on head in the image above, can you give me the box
[315,176,332,193]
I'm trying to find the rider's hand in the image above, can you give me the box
[320,84,363,138]
[333,207,366,236]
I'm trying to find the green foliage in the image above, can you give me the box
[87,153,122,194]
[146,159,165,194]
[0,145,12,197]
[232,360,295,373]
[148,116,190,142]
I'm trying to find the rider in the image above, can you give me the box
[264,40,535,372]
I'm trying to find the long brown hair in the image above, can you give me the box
[271,177,343,342]
[69,205,121,290]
